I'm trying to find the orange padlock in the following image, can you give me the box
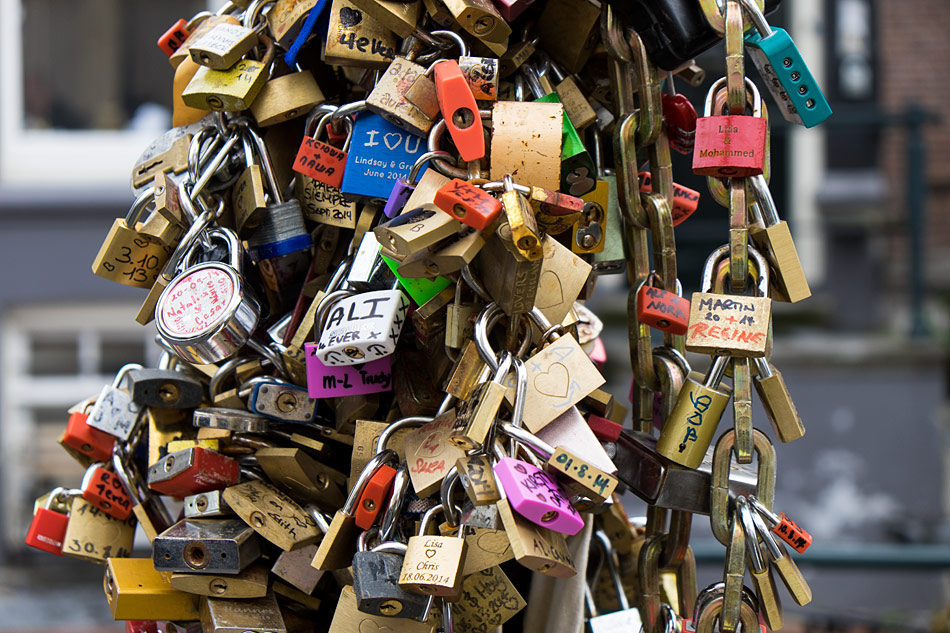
[434,179,502,230]
[354,464,398,530]
[636,273,690,335]
[81,464,134,520]
[61,404,116,463]
[157,18,191,58]
[433,60,484,162]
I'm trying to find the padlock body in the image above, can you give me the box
[398,534,467,599]
[147,447,240,498]
[774,514,812,553]
[352,551,430,619]
[433,61,485,162]
[692,115,767,177]
[656,377,730,468]
[636,284,690,335]
[686,292,771,357]
[638,171,701,226]
[750,221,811,303]
[180,60,268,111]
[316,289,409,366]
[158,18,191,58]
[250,71,325,127]
[383,179,415,219]
[754,369,805,443]
[435,179,502,230]
[341,113,430,200]
[92,219,174,288]
[353,464,397,530]
[83,466,134,520]
[493,457,584,535]
[745,27,832,128]
[294,138,347,189]
[63,411,116,462]
[25,508,69,555]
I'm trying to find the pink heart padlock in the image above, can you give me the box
[493,457,584,535]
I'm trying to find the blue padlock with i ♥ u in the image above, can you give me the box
[340,113,430,201]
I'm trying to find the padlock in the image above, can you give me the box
[180,36,275,111]
[92,190,175,288]
[655,356,730,469]
[341,111,432,200]
[493,457,584,535]
[458,54,499,100]
[367,56,437,136]
[104,558,200,621]
[432,59,485,161]
[312,449,400,570]
[81,463,134,520]
[500,175,542,261]
[271,543,324,594]
[375,205,462,262]
[155,228,261,365]
[748,495,812,554]
[324,0,398,68]
[449,351,511,451]
[545,60,597,131]
[747,502,812,605]
[353,456,399,530]
[250,65,325,127]
[489,100,563,192]
[403,412,466,497]
[345,0,422,39]
[662,78,699,154]
[693,77,767,177]
[444,282,479,349]
[495,497,576,577]
[168,14,241,69]
[455,454,501,506]
[315,289,409,366]
[194,407,270,434]
[398,504,467,599]
[451,565,527,630]
[188,22,259,70]
[266,0,321,49]
[153,518,262,574]
[242,200,312,304]
[751,357,805,443]
[128,368,205,409]
[170,563,269,599]
[61,401,116,463]
[147,446,240,499]
[748,174,811,303]
[294,110,352,190]
[158,17,193,58]
[635,274,690,335]
[328,585,436,633]
[638,171,701,227]
[535,0,602,73]
[223,480,322,551]
[184,490,232,518]
[135,173,187,248]
[382,151,447,219]
[255,447,348,511]
[434,179,501,230]
[501,421,619,504]
[736,497,784,630]
[200,592,287,633]
[61,494,136,563]
[739,0,831,127]
[572,200,607,255]
[25,488,71,556]
[247,379,318,423]
[586,530,644,633]
[436,0,510,49]
[353,537,431,619]
[685,245,772,358]
[87,364,144,441]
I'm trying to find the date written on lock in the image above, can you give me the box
[686,293,771,357]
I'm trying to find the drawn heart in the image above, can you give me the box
[359,619,393,633]
[383,132,403,151]
[475,531,512,556]
[425,548,437,559]
[339,6,362,27]
[534,362,569,399]
[535,270,564,309]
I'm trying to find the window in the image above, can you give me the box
[1,302,158,549]
[0,0,218,187]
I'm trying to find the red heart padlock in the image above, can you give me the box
[662,92,698,154]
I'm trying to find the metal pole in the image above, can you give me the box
[906,104,929,338]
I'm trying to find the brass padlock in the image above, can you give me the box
[345,0,422,38]
[92,190,175,288]
[251,66,325,127]
[324,0,398,68]
[188,22,259,70]
[104,557,200,620]
[181,37,276,111]
[366,56,437,136]
[490,101,563,191]
[222,480,321,551]
[398,504,467,600]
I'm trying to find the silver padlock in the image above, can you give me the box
[87,364,144,441]
[153,518,262,574]
[156,227,261,364]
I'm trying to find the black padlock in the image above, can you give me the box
[128,368,205,409]
[606,0,782,71]
[352,539,431,621]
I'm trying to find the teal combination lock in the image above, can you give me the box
[740,0,832,128]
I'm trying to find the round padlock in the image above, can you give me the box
[156,227,260,364]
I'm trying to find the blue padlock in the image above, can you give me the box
[340,113,430,201]
[740,0,832,128]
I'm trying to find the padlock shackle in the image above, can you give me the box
[703,76,762,118]
[343,449,399,515]
[499,422,553,461]
[375,416,433,454]
[747,503,785,560]
[749,174,779,226]
[737,0,773,36]
[427,120,469,180]
[379,462,410,542]
[592,529,631,611]
[439,466,463,527]
[429,29,469,59]
[112,363,145,388]
[736,497,767,572]
[692,581,760,633]
[747,494,779,525]
[407,150,456,184]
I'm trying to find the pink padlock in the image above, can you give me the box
[493,457,584,535]
[305,344,393,398]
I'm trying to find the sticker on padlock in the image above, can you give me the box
[316,289,410,366]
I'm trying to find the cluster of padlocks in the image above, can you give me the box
[26,0,830,631]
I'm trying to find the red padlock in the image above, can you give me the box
[146,446,240,499]
[434,179,502,230]
[81,463,134,520]
[61,403,116,463]
[638,171,701,227]
[636,273,690,335]
[433,60,485,162]
[25,489,70,556]
[662,92,698,154]
[586,414,622,443]
[294,111,351,189]
[354,463,398,530]
[157,18,192,58]
[692,77,767,178]
[749,495,812,553]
